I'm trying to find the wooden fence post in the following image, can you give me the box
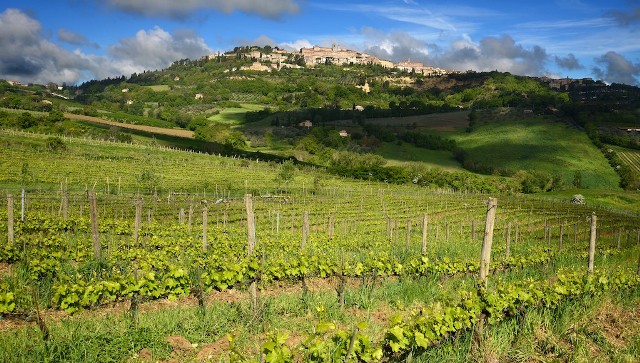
[471,220,476,241]
[88,191,101,260]
[202,207,208,251]
[61,191,68,220]
[505,222,511,259]
[134,198,142,243]
[244,194,257,310]
[7,194,14,245]
[588,213,597,274]
[421,213,428,255]
[328,213,334,239]
[21,189,25,222]
[559,221,565,252]
[188,204,193,234]
[301,211,309,249]
[479,198,498,283]
[405,219,411,249]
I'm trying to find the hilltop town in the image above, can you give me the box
[208,44,452,76]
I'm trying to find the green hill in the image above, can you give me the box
[451,117,620,190]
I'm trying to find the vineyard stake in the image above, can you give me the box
[88,191,101,260]
[479,198,498,283]
[244,194,258,311]
[134,198,142,243]
[188,204,193,234]
[7,194,14,245]
[301,210,309,249]
[202,207,208,251]
[421,213,428,255]
[21,189,25,222]
[505,222,511,259]
[559,221,564,252]
[588,213,597,274]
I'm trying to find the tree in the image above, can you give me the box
[275,160,296,190]
[47,109,65,123]
[573,171,583,188]
[45,136,67,152]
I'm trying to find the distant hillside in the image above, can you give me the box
[1,45,640,193]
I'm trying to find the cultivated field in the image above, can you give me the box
[65,113,195,139]
[616,147,640,174]
[0,130,639,362]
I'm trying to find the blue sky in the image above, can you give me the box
[1,0,639,85]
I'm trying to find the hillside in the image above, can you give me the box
[1,46,640,195]
[0,129,639,363]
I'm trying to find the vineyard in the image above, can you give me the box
[1,130,640,362]
[617,148,640,174]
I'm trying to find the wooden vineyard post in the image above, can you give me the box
[421,213,428,255]
[188,204,193,234]
[505,222,511,259]
[61,191,68,221]
[202,207,208,251]
[244,194,257,311]
[617,228,622,249]
[405,219,411,249]
[471,220,476,241]
[328,213,334,239]
[179,208,185,224]
[479,198,498,284]
[134,198,142,243]
[588,213,597,274]
[245,195,256,256]
[7,194,14,245]
[559,221,565,252]
[301,211,309,249]
[88,191,101,260]
[276,212,280,238]
[21,189,25,222]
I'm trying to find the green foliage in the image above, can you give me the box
[45,136,67,152]
[274,160,296,186]
[47,109,66,123]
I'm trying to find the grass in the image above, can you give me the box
[377,142,464,171]
[533,188,640,212]
[144,85,170,92]
[450,117,621,189]
[208,104,265,125]
[365,111,470,132]
[1,265,638,363]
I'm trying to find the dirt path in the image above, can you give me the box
[65,113,194,138]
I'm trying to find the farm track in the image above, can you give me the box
[64,113,194,139]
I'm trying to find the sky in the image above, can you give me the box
[1,0,640,86]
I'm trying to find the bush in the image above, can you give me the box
[45,136,67,152]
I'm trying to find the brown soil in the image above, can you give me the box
[138,348,153,361]
[166,335,195,351]
[65,113,194,139]
[0,262,12,277]
[195,337,230,362]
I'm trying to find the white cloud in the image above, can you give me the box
[593,51,640,85]
[279,39,313,51]
[0,8,212,84]
[105,0,300,19]
[58,28,100,48]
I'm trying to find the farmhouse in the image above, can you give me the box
[298,120,312,128]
